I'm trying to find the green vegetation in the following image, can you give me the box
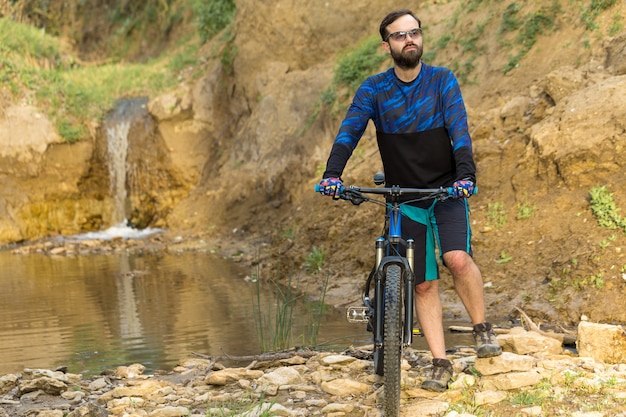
[193,0,236,43]
[582,0,618,30]
[501,2,560,74]
[589,186,626,232]
[304,36,388,130]
[206,393,277,416]
[40,61,173,143]
[516,199,537,220]
[495,250,513,264]
[252,262,329,352]
[0,0,237,143]
[509,389,546,406]
[573,273,605,290]
[253,272,299,353]
[333,36,388,91]
[304,246,326,274]
[608,13,624,36]
[486,201,507,229]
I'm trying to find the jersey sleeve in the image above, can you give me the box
[441,70,476,183]
[322,82,375,179]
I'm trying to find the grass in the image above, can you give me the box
[251,261,329,353]
[445,371,626,416]
[589,186,626,231]
[206,393,277,416]
[333,36,388,91]
[0,18,180,142]
[193,0,236,44]
[495,250,513,264]
[486,201,507,229]
[0,0,236,143]
[515,200,536,220]
[582,0,619,30]
[304,246,326,273]
[501,2,560,74]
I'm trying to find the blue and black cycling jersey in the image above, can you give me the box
[323,64,476,188]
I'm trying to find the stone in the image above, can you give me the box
[246,402,293,417]
[0,374,19,395]
[19,376,68,396]
[449,373,476,390]
[66,403,110,417]
[148,406,190,417]
[320,378,370,396]
[474,389,507,406]
[321,402,355,413]
[481,370,542,390]
[115,363,146,378]
[257,367,304,387]
[319,355,357,366]
[475,352,535,376]
[577,321,626,364]
[88,377,109,391]
[204,368,264,385]
[520,406,543,416]
[498,328,563,355]
[401,399,449,416]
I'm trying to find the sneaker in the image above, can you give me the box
[473,322,503,358]
[421,358,453,392]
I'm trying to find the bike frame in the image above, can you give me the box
[340,184,454,347]
[323,182,455,417]
[370,199,416,351]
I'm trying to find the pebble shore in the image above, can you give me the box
[2,327,626,417]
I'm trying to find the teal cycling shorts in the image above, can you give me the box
[399,198,473,284]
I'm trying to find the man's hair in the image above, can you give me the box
[379,9,422,41]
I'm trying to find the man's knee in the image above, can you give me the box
[415,280,437,296]
[443,250,474,273]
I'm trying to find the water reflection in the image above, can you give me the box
[0,250,474,376]
[0,251,276,375]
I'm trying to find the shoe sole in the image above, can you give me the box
[421,381,447,392]
[476,346,503,358]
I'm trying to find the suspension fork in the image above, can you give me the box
[388,204,417,346]
[404,239,415,346]
[373,237,385,350]
[374,254,416,348]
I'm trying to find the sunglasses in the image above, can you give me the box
[385,28,422,42]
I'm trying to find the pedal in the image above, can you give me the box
[346,307,369,323]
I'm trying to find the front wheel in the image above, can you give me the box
[383,264,402,417]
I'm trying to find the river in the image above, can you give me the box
[0,248,474,376]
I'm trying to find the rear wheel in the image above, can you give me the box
[383,264,402,417]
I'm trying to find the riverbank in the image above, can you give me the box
[1,326,626,417]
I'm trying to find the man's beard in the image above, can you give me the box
[391,44,422,70]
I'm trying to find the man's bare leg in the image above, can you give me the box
[414,280,445,358]
[443,250,502,358]
[442,250,485,325]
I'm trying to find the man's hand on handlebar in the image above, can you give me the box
[452,179,475,199]
[318,177,344,199]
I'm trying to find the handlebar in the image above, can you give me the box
[314,183,466,205]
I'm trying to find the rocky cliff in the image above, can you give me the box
[1,0,626,325]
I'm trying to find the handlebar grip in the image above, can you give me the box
[447,185,478,197]
[315,183,345,198]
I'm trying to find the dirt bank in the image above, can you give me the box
[2,1,626,330]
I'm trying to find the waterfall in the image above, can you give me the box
[65,98,163,241]
[107,120,131,225]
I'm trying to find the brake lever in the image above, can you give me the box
[342,191,367,205]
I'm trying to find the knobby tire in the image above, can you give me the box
[383,264,402,417]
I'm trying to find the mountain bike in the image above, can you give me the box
[318,174,455,417]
